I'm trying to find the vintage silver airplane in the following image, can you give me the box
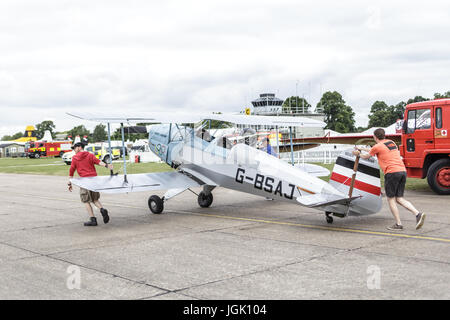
[68,112,382,224]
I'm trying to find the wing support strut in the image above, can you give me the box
[106,122,117,177]
[289,126,294,166]
[120,122,128,183]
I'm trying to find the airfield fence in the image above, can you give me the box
[279,150,342,164]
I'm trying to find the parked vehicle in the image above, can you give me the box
[62,144,120,165]
[26,141,72,158]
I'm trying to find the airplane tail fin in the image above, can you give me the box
[327,149,382,215]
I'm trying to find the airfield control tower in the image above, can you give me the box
[239,93,325,140]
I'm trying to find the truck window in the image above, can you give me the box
[436,107,442,129]
[407,108,431,133]
[406,110,416,134]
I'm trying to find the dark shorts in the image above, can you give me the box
[384,171,407,198]
[80,187,100,203]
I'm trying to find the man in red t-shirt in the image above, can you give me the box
[353,128,425,231]
[68,142,113,226]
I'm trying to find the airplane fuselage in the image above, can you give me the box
[148,124,342,205]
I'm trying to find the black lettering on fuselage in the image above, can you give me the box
[284,184,295,200]
[234,168,295,201]
[254,174,264,189]
[264,177,274,193]
[274,181,283,196]
[236,168,245,183]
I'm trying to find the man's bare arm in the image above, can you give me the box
[352,149,372,160]
[98,161,113,170]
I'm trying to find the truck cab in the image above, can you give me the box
[401,99,450,194]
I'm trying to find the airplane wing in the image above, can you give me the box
[70,171,202,194]
[283,133,402,146]
[207,114,325,128]
[67,112,326,128]
[295,163,330,177]
[297,193,360,207]
[67,112,204,124]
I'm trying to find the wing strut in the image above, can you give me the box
[275,125,280,159]
[106,122,117,176]
[289,126,294,166]
[120,122,128,183]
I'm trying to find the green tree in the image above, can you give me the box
[92,124,108,142]
[1,132,24,141]
[282,96,311,113]
[317,91,355,133]
[35,120,56,139]
[368,101,406,128]
[12,132,24,140]
[68,125,90,142]
[434,91,450,99]
[407,96,429,104]
[387,101,406,123]
[368,101,389,128]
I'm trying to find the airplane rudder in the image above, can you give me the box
[330,149,382,214]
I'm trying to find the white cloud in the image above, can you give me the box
[1,0,449,137]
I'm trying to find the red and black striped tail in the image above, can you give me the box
[329,150,382,215]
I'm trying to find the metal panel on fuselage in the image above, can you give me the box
[176,143,335,204]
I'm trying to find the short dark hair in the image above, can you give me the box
[373,128,385,140]
[71,142,85,150]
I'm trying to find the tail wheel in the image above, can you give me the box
[427,159,450,195]
[148,195,164,214]
[198,192,213,208]
[325,212,333,224]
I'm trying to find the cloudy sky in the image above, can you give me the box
[1,0,449,137]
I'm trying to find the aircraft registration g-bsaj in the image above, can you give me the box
[68,112,382,224]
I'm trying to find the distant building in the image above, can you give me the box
[252,93,284,115]
[240,93,325,140]
[0,143,26,158]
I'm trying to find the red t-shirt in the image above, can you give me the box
[69,151,100,177]
[369,139,406,174]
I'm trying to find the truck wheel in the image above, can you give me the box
[59,151,64,157]
[34,153,40,159]
[427,158,450,195]
[103,155,110,164]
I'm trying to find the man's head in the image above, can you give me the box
[72,142,85,153]
[373,128,385,143]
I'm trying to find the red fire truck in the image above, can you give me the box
[26,141,73,158]
[401,99,450,194]
[281,98,450,194]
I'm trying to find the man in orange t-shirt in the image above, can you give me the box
[353,128,425,231]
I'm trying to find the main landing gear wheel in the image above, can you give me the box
[198,192,213,208]
[427,158,450,195]
[325,212,333,224]
[148,195,164,214]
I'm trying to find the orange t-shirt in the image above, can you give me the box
[369,139,406,174]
